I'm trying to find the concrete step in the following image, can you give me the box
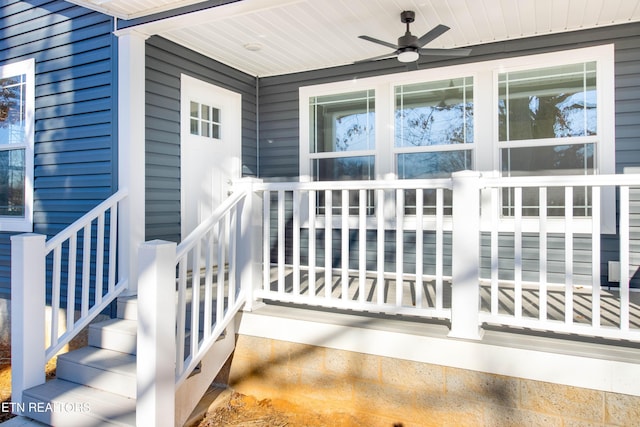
[89,318,137,355]
[116,296,138,321]
[56,347,136,399]
[22,379,135,426]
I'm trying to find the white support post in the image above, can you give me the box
[10,234,46,414]
[449,171,484,340]
[235,178,264,312]
[116,29,149,295]
[137,240,176,427]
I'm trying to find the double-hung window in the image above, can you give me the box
[0,59,34,232]
[308,90,376,214]
[499,62,599,217]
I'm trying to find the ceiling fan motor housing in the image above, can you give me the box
[400,10,415,24]
[398,34,418,48]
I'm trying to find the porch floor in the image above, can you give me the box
[265,266,640,333]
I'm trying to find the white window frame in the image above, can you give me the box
[299,44,615,232]
[0,58,35,232]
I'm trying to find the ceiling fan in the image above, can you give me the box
[357,11,472,65]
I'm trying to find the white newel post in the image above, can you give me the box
[137,240,176,427]
[116,29,149,295]
[235,178,264,311]
[10,234,46,414]
[449,171,484,340]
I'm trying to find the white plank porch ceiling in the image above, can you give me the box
[70,0,640,76]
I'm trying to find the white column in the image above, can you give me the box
[116,29,149,295]
[449,171,484,340]
[137,240,176,427]
[10,234,46,414]
[234,178,264,311]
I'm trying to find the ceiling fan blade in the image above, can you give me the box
[417,24,450,47]
[354,52,398,63]
[418,47,472,57]
[358,35,398,50]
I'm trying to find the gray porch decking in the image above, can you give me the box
[264,266,640,332]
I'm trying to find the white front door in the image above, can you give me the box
[180,74,242,240]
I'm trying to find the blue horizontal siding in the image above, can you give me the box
[0,0,117,297]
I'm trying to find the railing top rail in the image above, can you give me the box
[253,178,453,192]
[175,190,247,261]
[481,173,640,188]
[45,189,128,253]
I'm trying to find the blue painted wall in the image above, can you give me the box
[0,1,117,297]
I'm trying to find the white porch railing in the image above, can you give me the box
[253,173,640,342]
[11,189,128,410]
[479,174,640,341]
[253,178,454,320]
[137,179,263,426]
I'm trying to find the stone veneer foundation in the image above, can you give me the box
[224,335,640,427]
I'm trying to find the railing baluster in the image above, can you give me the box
[395,189,404,307]
[565,186,574,326]
[277,190,285,294]
[263,191,270,292]
[204,230,214,338]
[228,210,237,308]
[51,247,62,348]
[217,221,226,324]
[620,185,630,331]
[358,189,366,303]
[539,187,548,321]
[293,190,301,296]
[108,203,118,293]
[325,190,333,299]
[176,259,187,373]
[591,186,601,328]
[376,189,385,305]
[191,241,202,358]
[490,187,499,316]
[308,190,317,297]
[67,235,77,331]
[81,223,92,317]
[415,189,423,309]
[436,188,444,311]
[95,213,105,305]
[514,187,522,320]
[341,189,349,301]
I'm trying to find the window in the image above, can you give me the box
[190,101,221,139]
[309,90,376,214]
[309,90,375,181]
[0,59,34,232]
[299,44,614,229]
[499,62,598,217]
[395,77,474,179]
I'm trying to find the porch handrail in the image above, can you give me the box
[137,179,264,425]
[44,189,129,360]
[174,188,248,386]
[481,172,640,188]
[11,189,128,412]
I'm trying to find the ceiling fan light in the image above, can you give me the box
[398,50,419,63]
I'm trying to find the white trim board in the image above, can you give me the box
[237,304,640,397]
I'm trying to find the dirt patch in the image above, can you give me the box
[2,338,374,426]
[196,391,373,427]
